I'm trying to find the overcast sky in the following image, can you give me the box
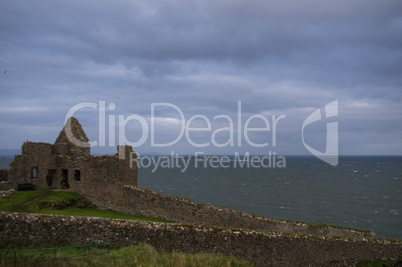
[1,0,401,156]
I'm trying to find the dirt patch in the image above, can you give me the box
[20,191,56,207]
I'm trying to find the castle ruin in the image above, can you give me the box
[2,117,137,194]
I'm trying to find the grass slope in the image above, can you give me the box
[0,189,170,223]
[355,256,402,267]
[0,191,253,265]
[0,243,253,267]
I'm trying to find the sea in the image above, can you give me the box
[1,155,401,239]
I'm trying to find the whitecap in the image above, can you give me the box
[390,209,399,215]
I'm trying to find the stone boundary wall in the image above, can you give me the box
[0,212,401,267]
[83,183,375,238]
[0,181,12,191]
[0,189,14,198]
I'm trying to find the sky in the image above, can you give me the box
[1,0,402,157]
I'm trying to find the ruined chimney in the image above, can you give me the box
[117,145,134,160]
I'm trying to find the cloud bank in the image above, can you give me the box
[1,0,401,155]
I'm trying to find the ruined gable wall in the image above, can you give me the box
[53,138,90,158]
[53,117,90,157]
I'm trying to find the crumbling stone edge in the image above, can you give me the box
[83,183,376,238]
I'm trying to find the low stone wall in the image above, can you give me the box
[0,181,12,191]
[83,183,375,238]
[0,212,401,267]
[0,189,14,198]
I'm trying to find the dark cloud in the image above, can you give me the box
[0,0,401,155]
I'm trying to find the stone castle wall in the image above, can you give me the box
[6,117,137,192]
[82,183,375,238]
[0,181,12,191]
[0,169,8,182]
[21,142,53,156]
[7,142,137,192]
[1,212,401,267]
[8,142,58,188]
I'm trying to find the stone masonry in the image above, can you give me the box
[5,117,137,194]
[1,212,401,267]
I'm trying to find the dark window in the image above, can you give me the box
[31,167,38,178]
[74,170,81,181]
[46,169,55,187]
[18,183,35,191]
[60,169,69,188]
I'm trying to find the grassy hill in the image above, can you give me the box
[0,190,254,266]
[0,189,170,222]
[0,242,252,267]
[1,190,400,266]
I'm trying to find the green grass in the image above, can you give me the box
[0,190,170,223]
[0,189,51,211]
[0,243,253,267]
[38,207,168,222]
[355,257,401,267]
